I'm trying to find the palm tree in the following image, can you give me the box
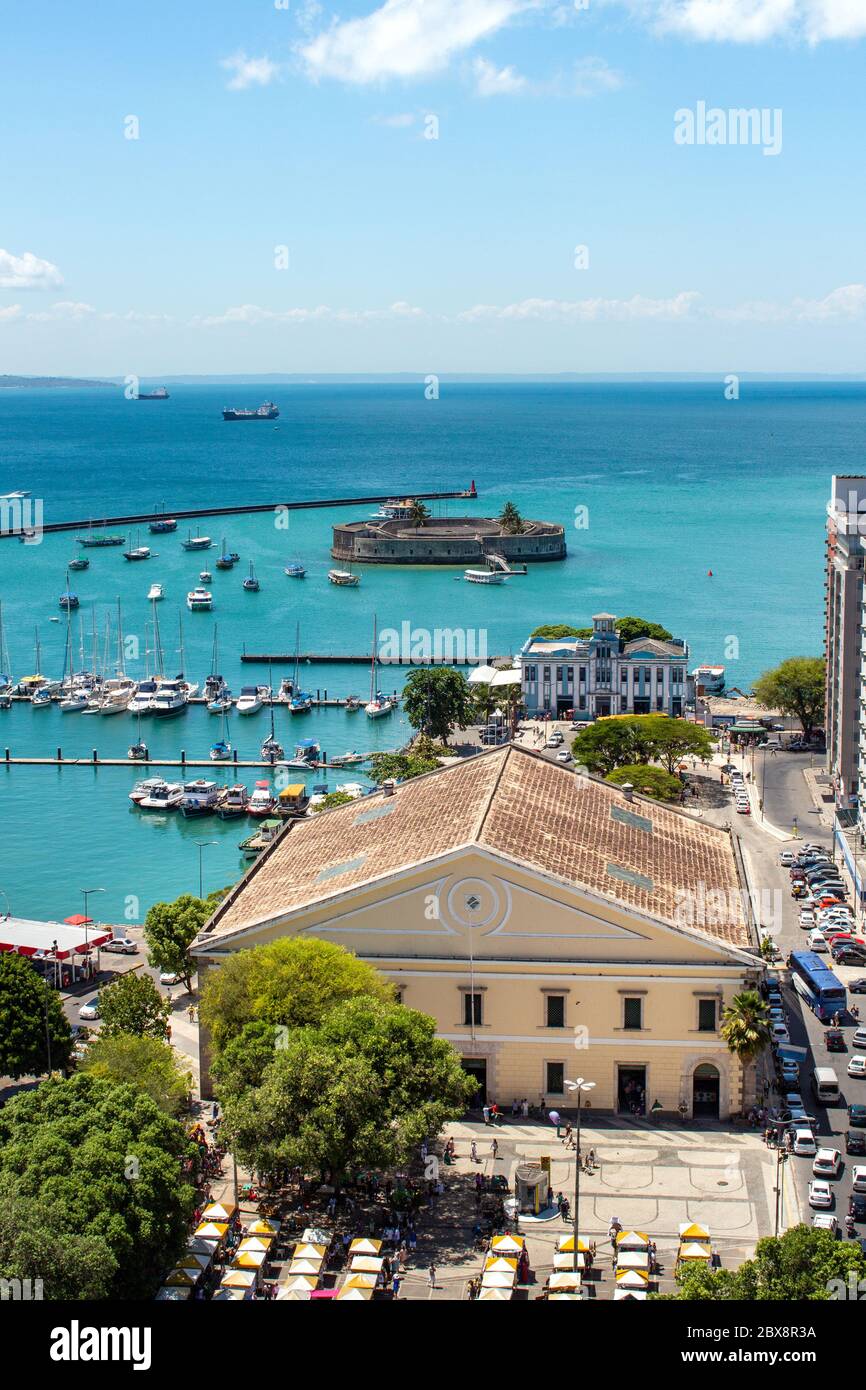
[720,989,771,1113]
[408,499,430,529]
[498,501,524,535]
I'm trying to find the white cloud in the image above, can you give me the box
[220,52,282,91]
[298,0,536,84]
[610,0,866,43]
[473,56,528,94]
[0,250,63,291]
[26,300,95,322]
[201,300,427,327]
[715,283,866,322]
[0,305,23,321]
[371,111,418,126]
[457,291,703,322]
[572,55,625,95]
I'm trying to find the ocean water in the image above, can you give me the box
[0,380,860,921]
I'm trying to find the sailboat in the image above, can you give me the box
[68,553,89,571]
[243,562,260,592]
[123,530,151,561]
[365,616,394,718]
[215,536,237,570]
[0,601,13,692]
[128,711,150,761]
[210,707,233,761]
[181,528,212,551]
[287,623,312,713]
[59,569,79,610]
[260,679,284,761]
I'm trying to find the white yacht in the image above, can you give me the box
[129,777,167,804]
[150,680,188,717]
[464,568,505,585]
[128,679,159,714]
[186,587,213,611]
[236,685,268,715]
[147,583,164,602]
[99,677,137,714]
[138,780,184,810]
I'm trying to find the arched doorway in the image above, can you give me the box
[692,1063,720,1118]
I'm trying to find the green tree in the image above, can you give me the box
[571,717,651,775]
[640,715,715,775]
[752,656,825,740]
[0,953,72,1078]
[720,989,771,1113]
[199,936,394,1060]
[664,1226,866,1300]
[312,790,356,812]
[498,501,525,535]
[98,971,170,1041]
[402,666,475,744]
[144,893,212,994]
[80,1033,192,1115]
[614,616,674,643]
[408,499,430,528]
[0,1073,195,1299]
[606,765,683,802]
[223,996,476,1182]
[529,624,586,640]
[367,750,439,784]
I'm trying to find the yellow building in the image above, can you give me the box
[192,746,762,1118]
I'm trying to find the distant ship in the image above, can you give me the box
[137,387,169,400]
[222,402,279,421]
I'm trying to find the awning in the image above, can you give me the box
[292,1242,326,1259]
[343,1273,378,1290]
[275,1287,312,1301]
[237,1236,273,1254]
[349,1237,382,1255]
[617,1251,650,1270]
[548,1272,581,1290]
[616,1269,649,1288]
[230,1250,266,1270]
[194,1222,228,1241]
[616,1230,649,1250]
[557,1235,590,1253]
[219,1270,257,1289]
[350,1255,384,1273]
[246,1218,281,1236]
[477,1287,513,1301]
[614,1289,647,1301]
[288,1259,324,1276]
[0,916,113,959]
[336,1286,373,1301]
[484,1257,518,1274]
[481,1272,516,1289]
[678,1242,712,1261]
[467,665,498,685]
[202,1202,237,1222]
[491,1234,524,1254]
[554,1252,587,1270]
[678,1222,710,1241]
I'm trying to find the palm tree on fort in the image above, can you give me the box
[408,499,430,529]
[498,501,525,535]
[720,989,771,1113]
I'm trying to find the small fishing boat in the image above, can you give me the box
[123,536,151,561]
[239,817,282,858]
[243,562,260,592]
[328,568,360,587]
[277,783,309,818]
[181,530,212,551]
[283,737,320,769]
[464,568,505,584]
[149,505,177,534]
[138,780,184,810]
[215,538,237,570]
[31,687,53,707]
[186,587,213,611]
[77,530,125,548]
[207,690,233,713]
[284,560,306,578]
[179,779,221,817]
[59,571,79,609]
[246,780,276,817]
[68,555,89,571]
[147,583,164,602]
[217,784,249,819]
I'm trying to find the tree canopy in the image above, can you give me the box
[144,892,215,993]
[311,790,355,813]
[614,616,674,643]
[97,971,170,1041]
[367,750,439,784]
[498,501,525,535]
[199,936,394,1060]
[752,657,825,739]
[572,715,713,776]
[0,953,72,1078]
[663,1225,866,1300]
[530,624,585,640]
[222,996,476,1182]
[80,1033,192,1115]
[402,666,475,743]
[606,764,682,802]
[0,1073,195,1299]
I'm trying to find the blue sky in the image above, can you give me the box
[1,0,865,374]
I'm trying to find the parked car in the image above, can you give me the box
[849,978,866,995]
[848,1104,866,1127]
[102,936,138,955]
[826,1028,847,1052]
[808,930,828,953]
[793,1127,817,1156]
[812,1148,842,1178]
[555,750,572,763]
[798,911,816,929]
[811,1214,839,1235]
[770,1021,790,1043]
[159,971,182,986]
[846,1129,866,1154]
[849,1058,866,1079]
[848,1195,866,1222]
[779,851,796,866]
[809,1179,834,1208]
[853,1028,866,1050]
[852,1165,866,1193]
[79,996,101,1021]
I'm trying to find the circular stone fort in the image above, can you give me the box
[331,515,567,566]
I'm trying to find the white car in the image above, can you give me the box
[808,1179,833,1209]
[848,1058,866,1079]
[851,1165,866,1193]
[812,1148,842,1178]
[555,750,572,763]
[792,1127,817,1156]
[770,1021,790,1044]
[807,930,828,952]
[812,1214,838,1235]
[79,997,101,1021]
[159,970,182,986]
[779,850,795,866]
[852,1028,866,1049]
[798,911,816,928]
[102,936,138,955]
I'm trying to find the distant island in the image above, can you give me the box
[0,375,113,389]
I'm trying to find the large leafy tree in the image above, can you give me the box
[606,765,682,802]
[571,717,652,775]
[144,893,214,994]
[530,624,587,640]
[0,953,72,1078]
[80,1033,192,1115]
[0,1074,196,1299]
[223,997,476,1183]
[198,936,394,1060]
[98,971,170,1041]
[639,715,714,775]
[664,1226,866,1300]
[752,657,825,740]
[402,666,475,744]
[615,617,673,643]
[367,750,439,784]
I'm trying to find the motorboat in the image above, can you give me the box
[329,751,366,768]
[275,677,295,703]
[207,690,233,714]
[236,685,266,715]
[289,691,312,714]
[239,818,282,858]
[68,555,89,571]
[60,690,90,712]
[150,680,189,717]
[217,783,249,819]
[283,738,320,769]
[182,530,212,551]
[179,779,221,817]
[328,568,360,587]
[128,679,159,714]
[199,570,212,583]
[246,780,276,817]
[129,777,166,804]
[464,568,505,584]
[186,587,213,611]
[99,677,137,714]
[243,562,260,592]
[147,583,164,602]
[138,780,184,810]
[284,561,305,578]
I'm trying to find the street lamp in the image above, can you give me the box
[773,1147,788,1237]
[194,840,218,899]
[80,886,105,956]
[564,1077,596,1274]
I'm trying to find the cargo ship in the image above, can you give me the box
[137,387,169,400]
[222,401,279,421]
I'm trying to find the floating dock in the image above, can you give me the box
[0,749,383,770]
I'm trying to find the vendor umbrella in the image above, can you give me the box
[63,914,93,926]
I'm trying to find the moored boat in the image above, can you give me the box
[186,587,213,611]
[464,568,504,584]
[138,780,184,810]
[147,583,165,602]
[328,568,360,587]
[284,560,305,578]
[179,779,221,817]
[282,737,320,769]
[182,530,212,551]
[243,562,260,592]
[239,817,282,858]
[246,780,276,817]
[217,784,249,819]
[129,777,166,804]
[236,685,267,715]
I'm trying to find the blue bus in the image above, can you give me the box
[789,951,847,1021]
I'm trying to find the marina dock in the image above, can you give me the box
[1,749,386,770]
[0,486,477,539]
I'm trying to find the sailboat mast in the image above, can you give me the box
[152,602,164,677]
[116,598,125,676]
[369,615,377,704]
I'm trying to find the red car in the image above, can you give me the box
[826,1029,847,1052]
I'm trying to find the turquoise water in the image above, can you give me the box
[0,380,861,920]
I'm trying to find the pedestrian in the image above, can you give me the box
[392,1274,401,1299]
[470,1139,478,1163]
[165,1022,172,1043]
[427,1263,437,1289]
[491,1137,499,1159]
[187,1004,196,1023]
[482,1104,491,1125]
